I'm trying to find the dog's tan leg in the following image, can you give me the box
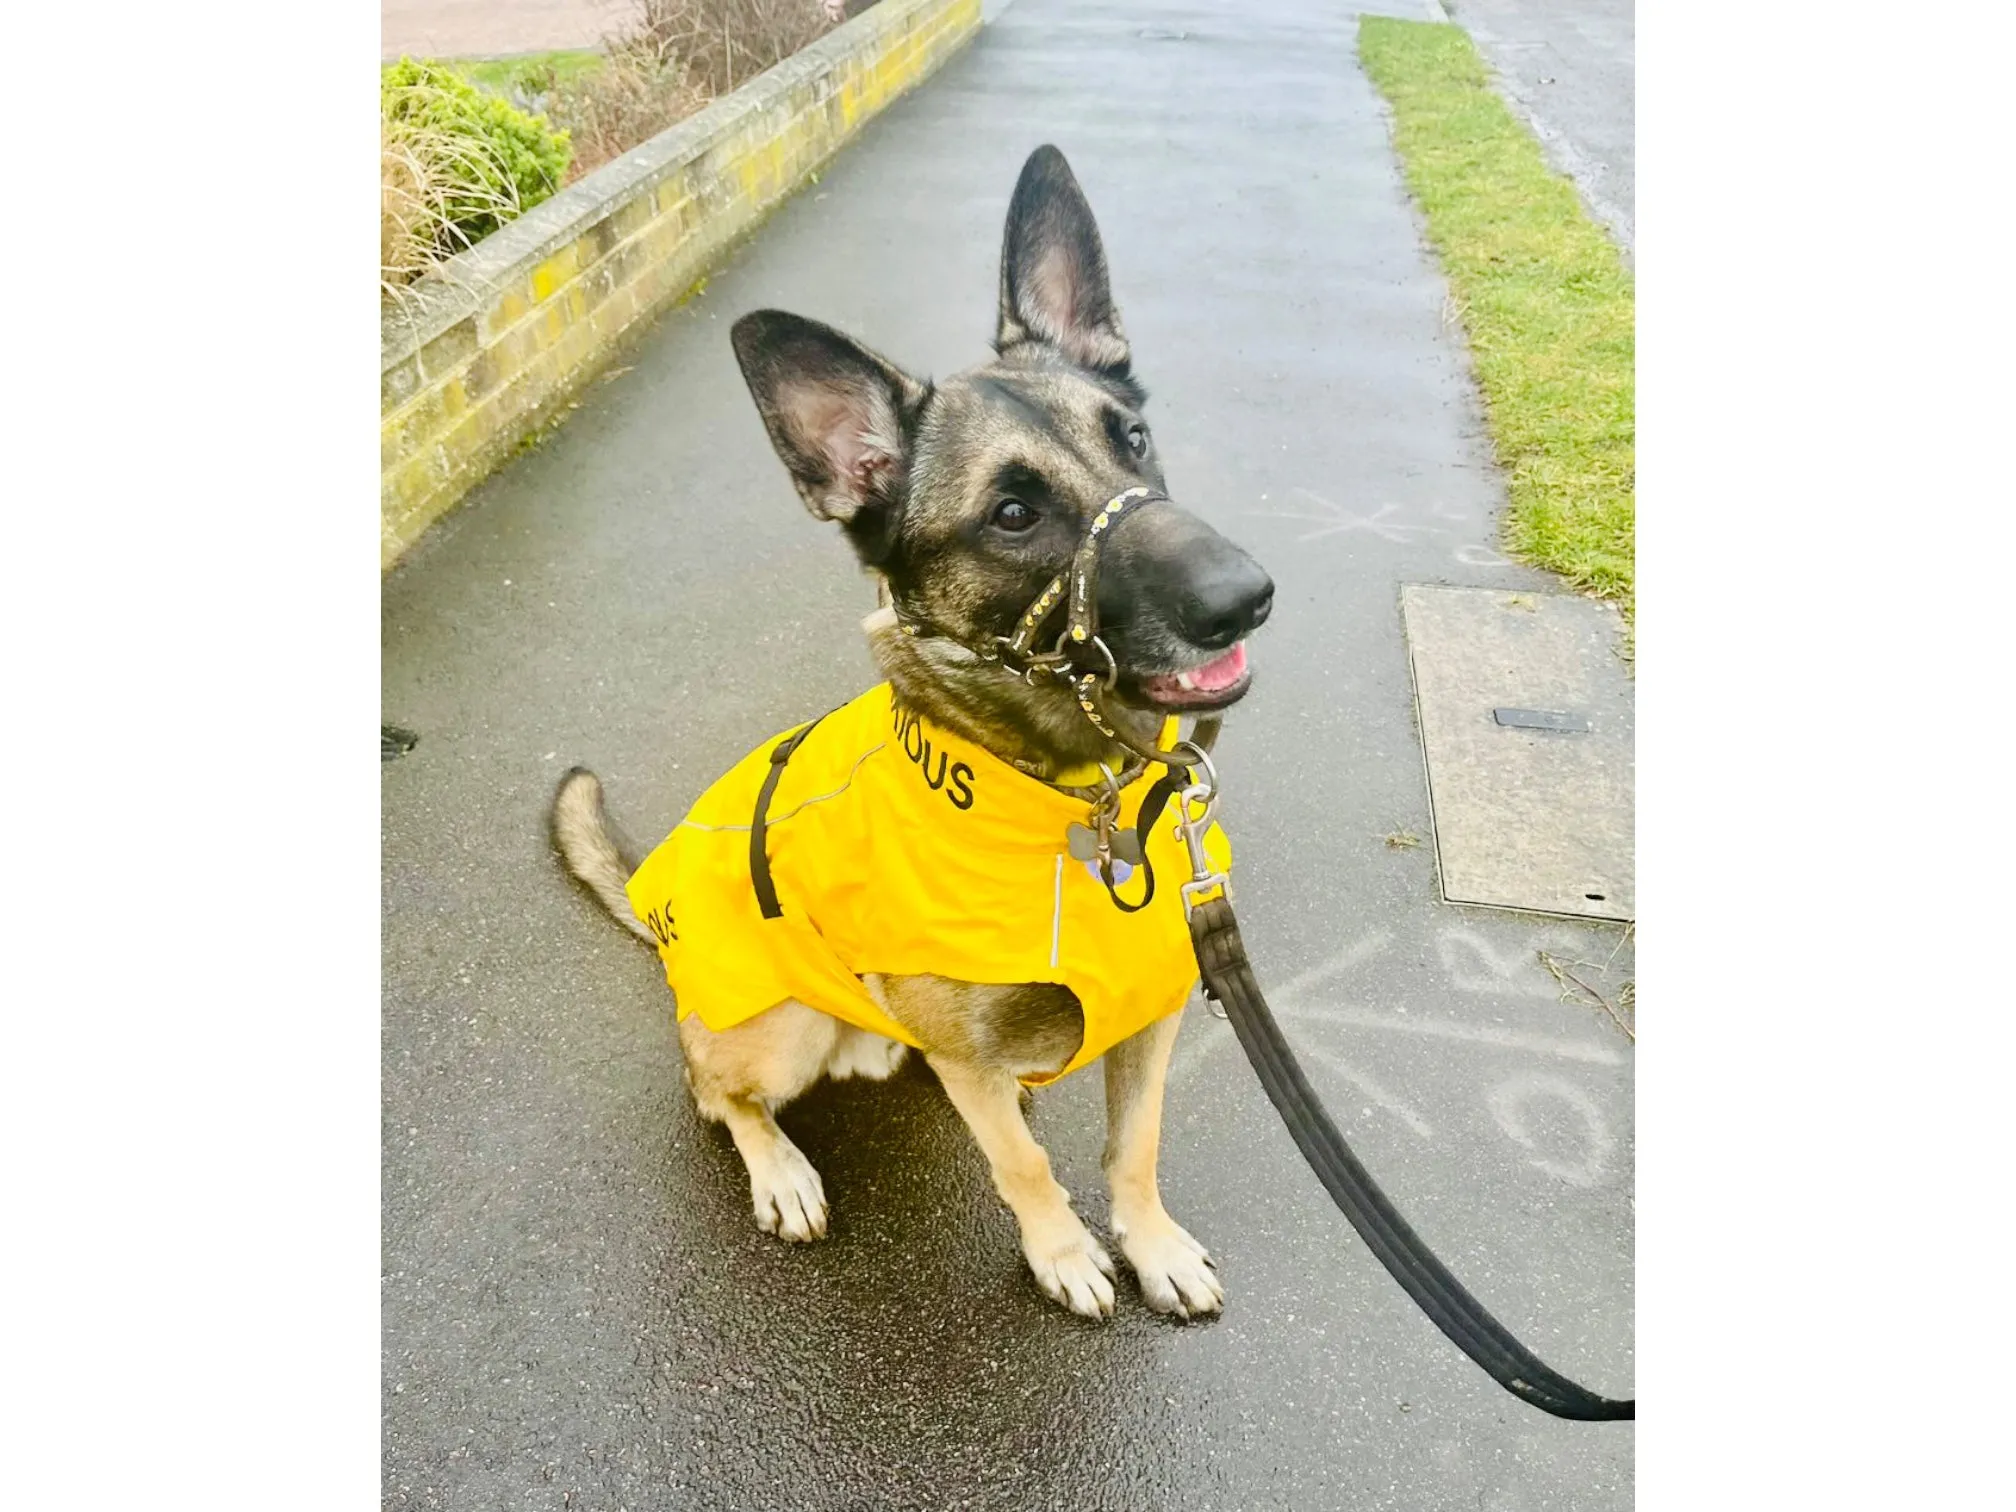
[1104,1011,1223,1317]
[711,1095,829,1242]
[926,1055,1117,1318]
[680,1003,838,1242]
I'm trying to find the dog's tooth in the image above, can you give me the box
[1176,671,1197,691]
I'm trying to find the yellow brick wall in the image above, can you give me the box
[381,0,984,570]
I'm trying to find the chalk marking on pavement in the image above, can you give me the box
[1172,995,1625,1092]
[1272,1000,1625,1066]
[1487,1071,1616,1187]
[1438,924,1591,999]
[1169,931,1391,1088]
[1169,927,1628,1088]
[1451,541,1515,568]
[1267,930,1394,1002]
[1169,1010,1235,1088]
[1248,489,1446,545]
[1302,1043,1434,1139]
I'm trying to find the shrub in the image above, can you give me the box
[380,58,571,283]
[531,0,836,183]
[548,49,709,181]
[615,0,837,104]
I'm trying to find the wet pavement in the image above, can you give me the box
[382,1,1635,1506]
[1444,0,1634,252]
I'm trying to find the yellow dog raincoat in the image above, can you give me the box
[626,683,1231,1084]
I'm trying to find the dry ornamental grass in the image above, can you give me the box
[381,110,532,299]
[381,61,571,298]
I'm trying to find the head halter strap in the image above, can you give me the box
[894,485,1218,773]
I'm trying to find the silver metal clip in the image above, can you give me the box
[1174,782,1232,919]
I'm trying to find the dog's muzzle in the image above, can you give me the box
[897,486,1223,768]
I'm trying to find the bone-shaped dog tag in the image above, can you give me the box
[1066,824,1144,865]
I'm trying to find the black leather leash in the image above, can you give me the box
[1188,887,1634,1421]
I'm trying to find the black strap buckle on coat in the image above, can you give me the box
[749,712,830,921]
[1188,893,1635,1422]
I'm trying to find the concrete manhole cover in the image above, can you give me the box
[1400,584,1634,921]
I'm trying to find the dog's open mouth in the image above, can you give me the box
[1137,642,1251,711]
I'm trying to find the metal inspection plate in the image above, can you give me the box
[1400,585,1634,921]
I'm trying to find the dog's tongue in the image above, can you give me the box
[1146,642,1248,699]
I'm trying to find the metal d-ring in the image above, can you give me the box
[1093,761,1124,821]
[1168,740,1218,797]
[1084,760,1125,867]
[1053,629,1118,690]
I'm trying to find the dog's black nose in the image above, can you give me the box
[1182,555,1275,649]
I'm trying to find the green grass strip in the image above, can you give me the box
[1359,18,1634,619]
[452,49,606,97]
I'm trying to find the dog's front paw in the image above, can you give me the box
[751,1144,829,1243]
[1115,1212,1223,1319]
[1025,1224,1117,1319]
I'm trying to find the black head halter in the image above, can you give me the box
[894,486,1218,772]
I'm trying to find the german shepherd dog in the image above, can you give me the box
[554,147,1273,1319]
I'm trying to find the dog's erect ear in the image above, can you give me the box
[730,310,930,529]
[995,145,1131,374]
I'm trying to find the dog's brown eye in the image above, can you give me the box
[993,498,1039,533]
[1126,424,1150,458]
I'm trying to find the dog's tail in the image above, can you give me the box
[551,767,656,943]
